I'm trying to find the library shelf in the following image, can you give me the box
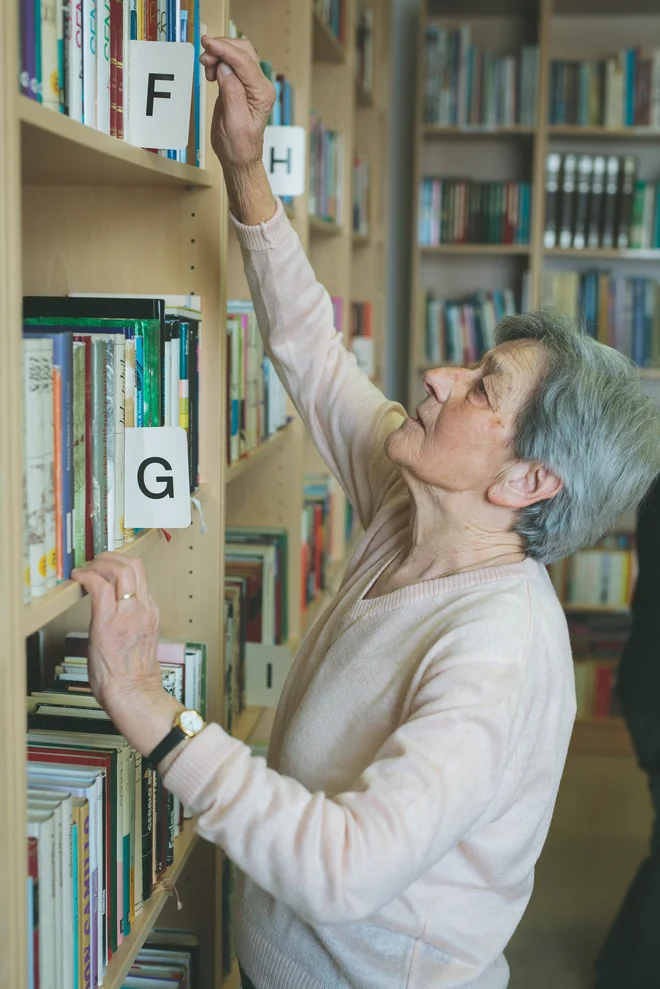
[312,11,347,64]
[18,96,215,188]
[103,823,199,989]
[548,124,660,139]
[225,424,294,486]
[355,77,376,108]
[423,124,535,138]
[420,244,531,256]
[309,214,344,236]
[352,231,370,246]
[23,484,211,637]
[571,716,633,757]
[561,602,630,615]
[544,247,660,261]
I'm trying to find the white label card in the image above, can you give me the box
[127,41,195,149]
[125,427,192,528]
[245,644,291,707]
[262,126,307,197]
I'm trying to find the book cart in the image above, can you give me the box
[0,0,392,984]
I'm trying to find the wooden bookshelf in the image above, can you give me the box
[408,0,660,407]
[571,716,634,757]
[1,0,392,984]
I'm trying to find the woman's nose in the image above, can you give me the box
[422,366,467,404]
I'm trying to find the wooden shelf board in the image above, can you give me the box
[548,125,660,139]
[19,95,214,188]
[545,247,660,260]
[309,215,344,236]
[312,12,346,64]
[104,824,199,989]
[222,958,241,989]
[424,124,534,137]
[352,231,370,246]
[562,603,630,614]
[640,368,660,379]
[225,425,293,486]
[355,78,376,108]
[420,244,531,256]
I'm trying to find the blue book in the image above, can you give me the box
[23,327,74,580]
[273,80,282,126]
[283,79,293,125]
[632,277,645,365]
[626,49,636,127]
[654,182,660,248]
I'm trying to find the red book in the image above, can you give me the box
[300,538,308,611]
[28,837,40,989]
[146,0,158,40]
[594,664,613,717]
[225,563,263,643]
[110,0,123,138]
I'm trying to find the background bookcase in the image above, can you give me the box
[0,0,391,984]
[409,0,660,759]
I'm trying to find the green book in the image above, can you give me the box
[72,341,86,567]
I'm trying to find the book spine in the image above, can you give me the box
[104,339,115,552]
[41,0,61,109]
[42,347,58,589]
[91,339,108,558]
[27,838,39,988]
[67,0,84,121]
[72,340,87,568]
[97,0,111,133]
[56,335,75,579]
[82,0,97,127]
[52,366,64,580]
[602,155,620,249]
[81,799,92,989]
[544,153,561,248]
[141,765,153,905]
[114,337,125,549]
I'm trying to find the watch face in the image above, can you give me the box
[179,710,205,736]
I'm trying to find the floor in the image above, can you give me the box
[507,751,653,988]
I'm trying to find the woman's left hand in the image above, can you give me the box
[72,554,181,754]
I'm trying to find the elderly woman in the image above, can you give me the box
[73,38,660,989]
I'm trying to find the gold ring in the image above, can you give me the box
[119,591,136,601]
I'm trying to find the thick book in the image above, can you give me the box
[617,155,638,249]
[559,153,577,249]
[602,155,620,249]
[573,155,592,250]
[543,153,561,248]
[588,155,606,248]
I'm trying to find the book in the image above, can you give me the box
[424,288,518,365]
[550,47,660,128]
[418,178,531,246]
[309,111,345,223]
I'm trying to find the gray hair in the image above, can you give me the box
[495,307,660,564]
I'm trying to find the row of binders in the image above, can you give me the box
[549,536,636,610]
[18,0,206,165]
[423,288,519,367]
[550,50,660,129]
[542,270,660,367]
[544,153,660,251]
[226,302,288,467]
[26,630,207,989]
[309,112,346,224]
[23,294,201,599]
[418,178,532,246]
[423,26,538,127]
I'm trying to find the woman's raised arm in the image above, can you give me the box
[203,36,407,528]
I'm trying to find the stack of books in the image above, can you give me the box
[418,178,532,246]
[549,535,636,610]
[542,270,660,366]
[122,932,202,988]
[543,152,659,251]
[549,50,660,128]
[356,6,375,93]
[309,112,346,223]
[352,154,370,235]
[423,288,518,365]
[350,301,375,378]
[26,632,207,989]
[302,475,334,610]
[423,25,538,127]
[574,660,622,719]
[314,0,345,42]
[18,0,207,165]
[226,302,288,466]
[259,63,295,127]
[567,611,632,662]
[22,294,202,599]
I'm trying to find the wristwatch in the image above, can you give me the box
[146,707,206,770]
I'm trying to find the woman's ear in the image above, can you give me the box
[488,461,563,510]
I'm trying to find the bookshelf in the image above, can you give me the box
[0,0,392,985]
[409,0,655,759]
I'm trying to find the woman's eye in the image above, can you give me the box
[473,380,489,403]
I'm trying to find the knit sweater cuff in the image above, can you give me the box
[163,722,245,812]
[230,197,291,252]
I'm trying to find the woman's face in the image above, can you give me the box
[386,339,545,494]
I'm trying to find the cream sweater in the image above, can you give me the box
[165,200,577,989]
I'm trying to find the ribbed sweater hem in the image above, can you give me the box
[237,921,326,989]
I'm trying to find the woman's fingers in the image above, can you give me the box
[71,565,117,616]
[72,553,148,602]
[200,36,264,91]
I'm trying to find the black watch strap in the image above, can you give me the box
[146,725,187,770]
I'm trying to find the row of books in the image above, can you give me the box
[226,302,288,467]
[26,631,207,989]
[549,51,660,128]
[302,475,335,611]
[309,112,346,224]
[423,288,518,366]
[574,660,622,719]
[543,153,659,251]
[120,933,201,988]
[418,178,532,246]
[423,26,539,127]
[356,6,375,93]
[22,294,201,598]
[315,0,345,43]
[549,546,636,610]
[353,154,370,236]
[567,611,632,662]
[18,0,206,165]
[542,270,660,367]
[258,60,295,208]
[350,301,375,379]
